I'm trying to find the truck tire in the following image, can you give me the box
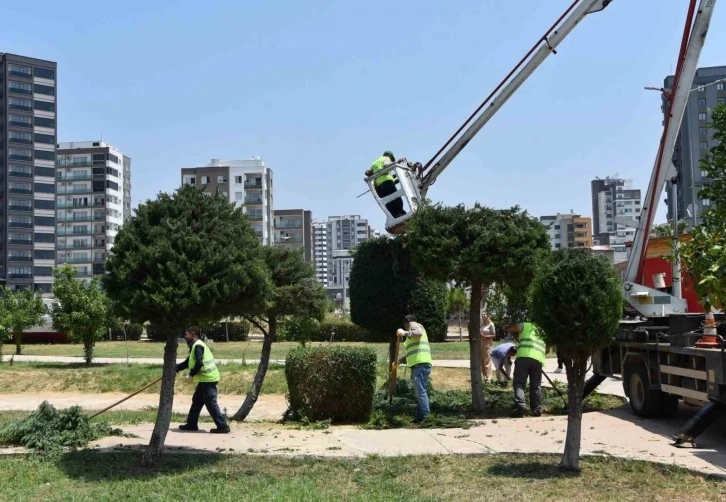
[626,363,663,418]
[661,393,680,418]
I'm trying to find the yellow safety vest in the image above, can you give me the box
[404,323,433,367]
[515,322,546,364]
[188,339,220,383]
[370,156,395,187]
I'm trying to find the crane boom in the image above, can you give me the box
[420,0,613,196]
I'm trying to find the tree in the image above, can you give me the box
[651,220,688,238]
[680,103,726,312]
[447,287,468,341]
[407,203,550,414]
[103,185,271,468]
[50,265,110,365]
[232,246,327,421]
[349,236,449,365]
[531,249,622,471]
[0,287,46,357]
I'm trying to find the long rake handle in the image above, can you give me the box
[89,376,164,419]
[389,336,402,404]
[541,369,568,411]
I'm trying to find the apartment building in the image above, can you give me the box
[181,157,273,245]
[313,220,328,285]
[325,215,374,309]
[539,213,593,250]
[55,141,130,280]
[273,209,313,261]
[0,53,57,294]
[591,176,642,264]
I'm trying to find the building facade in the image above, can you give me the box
[181,158,273,245]
[664,65,726,225]
[273,209,313,261]
[313,220,328,286]
[55,141,130,280]
[539,213,592,249]
[591,176,641,264]
[0,53,58,294]
[324,215,373,309]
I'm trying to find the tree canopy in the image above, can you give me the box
[0,287,46,358]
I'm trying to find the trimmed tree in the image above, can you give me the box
[103,185,271,468]
[50,265,110,365]
[407,203,550,414]
[0,287,46,357]
[349,236,449,366]
[448,286,468,341]
[232,246,327,421]
[531,248,622,471]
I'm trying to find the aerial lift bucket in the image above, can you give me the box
[365,162,423,235]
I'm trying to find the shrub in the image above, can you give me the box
[277,316,321,345]
[203,321,250,342]
[315,319,375,342]
[285,346,377,423]
[110,322,144,341]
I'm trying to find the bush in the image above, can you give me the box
[285,346,377,423]
[277,316,321,344]
[203,321,250,342]
[110,322,144,341]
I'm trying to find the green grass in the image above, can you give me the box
[0,452,722,501]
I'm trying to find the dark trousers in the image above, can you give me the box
[187,382,228,428]
[375,180,405,217]
[513,357,543,414]
[557,355,564,369]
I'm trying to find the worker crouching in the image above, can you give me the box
[397,314,432,422]
[176,327,230,434]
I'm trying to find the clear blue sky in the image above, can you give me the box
[3,0,725,232]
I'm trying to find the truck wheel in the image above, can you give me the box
[661,393,680,418]
[627,363,663,418]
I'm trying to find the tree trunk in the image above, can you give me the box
[560,351,588,472]
[458,314,462,341]
[232,318,275,421]
[140,332,178,468]
[468,283,485,414]
[14,331,22,355]
[83,335,94,366]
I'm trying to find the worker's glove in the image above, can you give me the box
[391,363,398,371]
[396,329,406,338]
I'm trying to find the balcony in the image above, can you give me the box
[58,256,91,264]
[247,214,263,221]
[9,170,33,178]
[9,137,32,145]
[276,221,302,229]
[9,121,32,129]
[8,274,32,280]
[57,229,93,236]
[245,198,263,205]
[9,69,32,78]
[9,222,33,229]
[9,240,32,246]
[9,256,33,262]
[9,188,32,195]
[57,202,90,209]
[9,205,33,212]
[9,103,32,112]
[58,160,93,167]
[57,242,92,250]
[57,215,94,222]
[278,237,304,245]
[57,187,93,195]
[244,182,263,189]
[58,174,93,181]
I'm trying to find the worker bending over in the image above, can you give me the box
[505,320,548,417]
[397,314,432,422]
[176,327,230,434]
[490,342,517,382]
[365,151,406,218]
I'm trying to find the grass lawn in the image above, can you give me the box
[0,451,723,501]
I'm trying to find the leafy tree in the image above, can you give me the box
[447,287,468,341]
[531,249,622,471]
[407,203,550,414]
[0,287,46,358]
[103,185,271,468]
[50,266,110,365]
[232,246,327,421]
[680,104,726,311]
[651,219,688,238]
[349,236,449,366]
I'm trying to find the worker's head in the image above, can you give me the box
[184,326,201,345]
[383,151,395,162]
[507,345,518,357]
[403,314,416,330]
[504,323,523,336]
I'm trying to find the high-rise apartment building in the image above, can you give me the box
[313,220,328,286]
[664,65,726,224]
[0,53,57,294]
[181,158,273,245]
[591,176,641,264]
[325,215,373,309]
[273,209,313,261]
[55,141,130,280]
[539,213,592,250]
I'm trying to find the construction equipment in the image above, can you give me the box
[89,376,163,419]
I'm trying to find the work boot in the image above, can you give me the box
[178,424,199,431]
[532,411,542,418]
[210,426,231,434]
[510,407,526,418]
[554,367,563,374]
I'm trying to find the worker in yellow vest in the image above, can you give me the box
[396,314,432,422]
[504,321,549,418]
[365,151,406,218]
[175,327,230,434]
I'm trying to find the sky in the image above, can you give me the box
[2,0,725,233]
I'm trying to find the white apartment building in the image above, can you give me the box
[591,176,642,264]
[181,157,273,245]
[55,141,130,280]
[313,220,328,286]
[324,215,374,310]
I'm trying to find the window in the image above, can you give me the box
[34,216,55,227]
[9,131,32,144]
[9,267,32,279]
[34,117,55,128]
[108,154,119,165]
[699,112,708,121]
[235,192,244,201]
[9,114,32,127]
[718,97,726,105]
[186,177,196,186]
[9,250,32,261]
[34,267,53,277]
[34,250,55,260]
[34,284,52,294]
[702,199,711,206]
[698,98,707,107]
[9,97,32,111]
[35,67,55,80]
[235,176,243,184]
[34,100,55,112]
[33,84,55,96]
[35,133,55,144]
[9,64,31,78]
[10,199,33,211]
[10,181,32,194]
[700,141,709,149]
[34,233,55,243]
[9,164,32,177]
[218,175,228,183]
[201,176,210,185]
[701,170,709,178]
[699,127,708,136]
[34,150,55,162]
[34,199,55,210]
[9,81,32,94]
[34,166,55,177]
[9,216,32,229]
[698,85,706,93]
[9,148,32,161]
[9,233,32,244]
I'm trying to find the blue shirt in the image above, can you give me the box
[491,343,516,367]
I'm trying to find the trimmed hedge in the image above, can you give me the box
[278,318,378,343]
[285,346,377,423]
[110,323,144,341]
